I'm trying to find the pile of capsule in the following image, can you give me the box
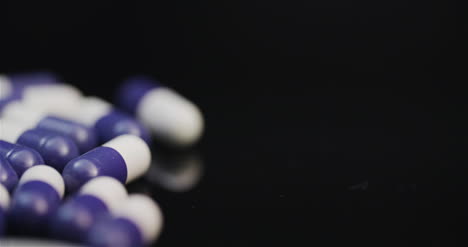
[0,72,204,246]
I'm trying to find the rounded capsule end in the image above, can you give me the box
[17,129,80,171]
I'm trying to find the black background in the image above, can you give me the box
[2,0,465,246]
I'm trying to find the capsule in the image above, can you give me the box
[50,176,128,242]
[0,119,79,171]
[0,76,21,112]
[87,194,163,247]
[2,101,98,153]
[5,71,59,90]
[8,165,65,235]
[20,83,83,117]
[0,183,10,237]
[14,83,151,144]
[62,135,151,192]
[64,97,151,144]
[116,76,204,147]
[0,155,18,192]
[0,140,44,176]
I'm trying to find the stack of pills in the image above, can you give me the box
[0,72,204,246]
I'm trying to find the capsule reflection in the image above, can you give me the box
[145,151,203,192]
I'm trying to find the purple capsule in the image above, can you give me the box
[1,119,79,171]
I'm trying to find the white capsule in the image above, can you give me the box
[114,194,164,244]
[79,176,128,212]
[19,165,65,198]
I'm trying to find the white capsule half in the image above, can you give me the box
[79,176,128,212]
[137,88,204,147]
[21,84,82,117]
[19,165,65,198]
[1,101,48,125]
[114,194,163,244]
[103,135,151,182]
[0,183,10,210]
[64,96,113,126]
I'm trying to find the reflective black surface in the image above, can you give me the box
[3,0,464,246]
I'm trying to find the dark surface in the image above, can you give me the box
[2,0,464,246]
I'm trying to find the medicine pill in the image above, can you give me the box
[62,135,150,192]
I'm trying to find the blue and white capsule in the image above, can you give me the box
[0,183,10,237]
[50,176,128,242]
[117,76,204,147]
[8,165,65,235]
[0,155,18,192]
[65,96,152,144]
[17,83,151,144]
[0,140,44,176]
[62,135,151,192]
[0,119,79,171]
[87,194,163,247]
[1,101,98,153]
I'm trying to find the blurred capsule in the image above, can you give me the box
[2,102,98,153]
[67,97,151,144]
[116,76,204,147]
[50,177,128,242]
[87,194,163,247]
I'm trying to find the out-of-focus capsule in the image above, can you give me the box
[7,71,58,89]
[116,76,204,147]
[50,176,128,242]
[65,97,152,144]
[2,102,98,153]
[0,76,22,112]
[0,155,18,192]
[0,119,79,171]
[8,165,65,235]
[0,140,44,176]
[20,84,82,117]
[62,135,151,192]
[0,183,10,237]
[87,194,163,247]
